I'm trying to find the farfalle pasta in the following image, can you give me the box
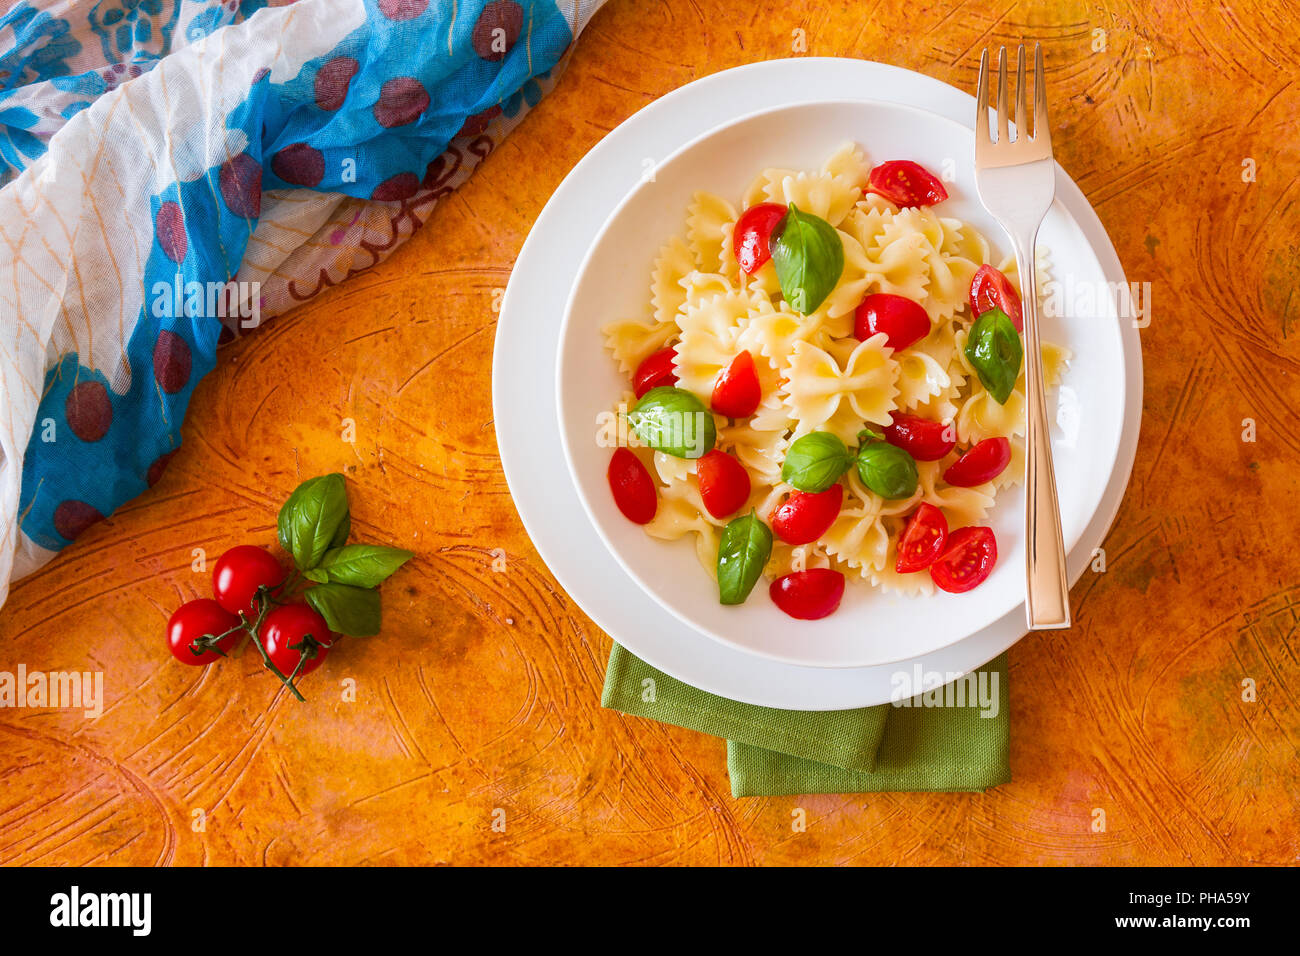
[600,145,1070,620]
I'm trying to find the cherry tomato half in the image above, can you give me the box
[970,264,1024,332]
[866,160,949,208]
[697,450,751,519]
[854,293,931,351]
[633,346,678,399]
[711,350,762,418]
[770,485,843,545]
[167,598,241,666]
[260,604,334,677]
[733,202,788,274]
[895,502,948,573]
[943,437,1011,487]
[884,413,956,461]
[213,545,286,617]
[607,448,657,524]
[770,569,846,620]
[930,526,997,593]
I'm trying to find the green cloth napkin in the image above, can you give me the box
[601,643,1010,797]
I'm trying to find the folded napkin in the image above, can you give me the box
[602,643,1010,797]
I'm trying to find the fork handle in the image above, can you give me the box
[1014,235,1071,630]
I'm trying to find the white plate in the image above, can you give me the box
[556,98,1125,668]
[494,58,1141,708]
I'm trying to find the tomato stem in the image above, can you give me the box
[242,584,307,702]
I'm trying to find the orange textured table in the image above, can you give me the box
[2,0,1297,866]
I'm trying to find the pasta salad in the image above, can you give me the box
[600,144,1068,621]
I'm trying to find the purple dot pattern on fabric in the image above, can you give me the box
[373,76,429,128]
[219,153,262,218]
[314,56,360,111]
[271,143,326,187]
[153,330,192,394]
[156,201,187,262]
[65,382,112,442]
[472,1,524,61]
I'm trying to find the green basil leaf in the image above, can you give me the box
[303,568,329,584]
[770,203,844,315]
[316,544,414,588]
[277,474,349,571]
[329,510,351,549]
[717,510,773,606]
[305,582,381,637]
[781,431,855,492]
[856,441,919,499]
[965,308,1023,405]
[628,386,717,459]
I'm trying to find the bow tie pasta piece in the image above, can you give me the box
[673,288,776,399]
[822,141,872,192]
[653,450,695,486]
[718,421,790,487]
[679,270,735,308]
[736,300,850,368]
[869,539,938,596]
[917,459,997,528]
[602,314,678,376]
[894,348,953,410]
[737,141,869,231]
[991,438,1027,490]
[686,192,739,275]
[954,328,1071,444]
[819,470,920,576]
[643,474,724,575]
[785,334,899,444]
[651,235,698,326]
[765,539,834,581]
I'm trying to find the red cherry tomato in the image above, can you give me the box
[866,160,949,208]
[769,569,846,620]
[607,448,657,524]
[970,264,1024,332]
[213,545,286,617]
[895,502,948,573]
[167,598,241,666]
[633,346,678,399]
[943,437,1012,487]
[711,350,762,418]
[930,526,997,593]
[259,604,334,677]
[733,202,788,274]
[770,485,843,545]
[884,413,956,461]
[697,450,751,519]
[854,293,931,351]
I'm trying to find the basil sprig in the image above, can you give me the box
[304,543,414,588]
[781,432,855,492]
[275,474,412,638]
[717,510,772,606]
[770,203,844,315]
[965,308,1023,405]
[278,473,349,572]
[855,429,918,499]
[305,582,382,637]
[628,386,716,460]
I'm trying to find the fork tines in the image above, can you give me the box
[975,43,1050,156]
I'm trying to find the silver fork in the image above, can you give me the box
[974,44,1070,630]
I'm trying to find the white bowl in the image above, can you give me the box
[556,98,1125,668]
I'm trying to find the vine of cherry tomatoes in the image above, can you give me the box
[165,474,412,699]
